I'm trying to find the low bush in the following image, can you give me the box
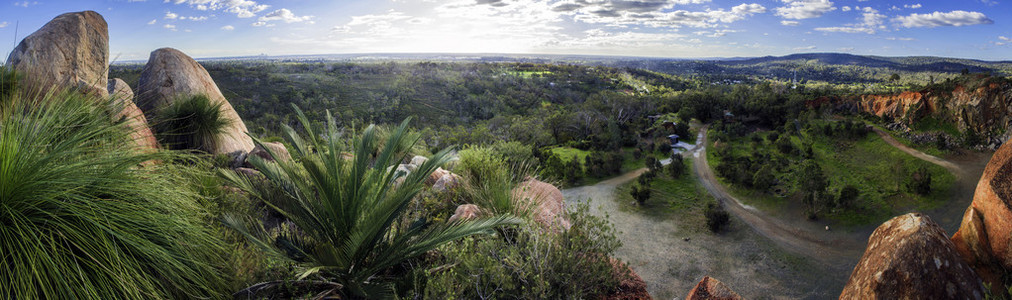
[416,202,624,299]
[705,202,731,233]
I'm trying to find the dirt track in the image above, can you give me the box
[692,127,866,267]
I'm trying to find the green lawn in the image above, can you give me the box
[615,159,715,229]
[550,147,592,164]
[707,121,957,227]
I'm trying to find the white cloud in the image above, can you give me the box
[165,11,178,19]
[253,8,313,26]
[221,25,235,30]
[894,11,994,28]
[0,21,7,28]
[841,6,850,12]
[815,26,874,34]
[776,0,836,20]
[163,24,177,31]
[147,19,157,25]
[905,4,922,9]
[781,20,800,26]
[860,7,886,27]
[185,16,208,21]
[13,1,38,7]
[164,0,269,18]
[886,37,915,41]
[794,45,817,50]
[1000,36,1012,41]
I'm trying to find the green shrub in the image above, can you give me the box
[705,202,730,233]
[417,202,623,299]
[0,90,228,298]
[153,94,232,152]
[221,108,515,298]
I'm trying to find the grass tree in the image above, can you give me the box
[153,94,231,153]
[0,86,228,298]
[221,105,515,298]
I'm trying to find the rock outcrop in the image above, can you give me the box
[952,140,1012,291]
[841,213,983,300]
[685,276,742,300]
[513,177,571,229]
[844,75,1012,148]
[5,11,109,97]
[135,47,254,154]
[108,78,158,150]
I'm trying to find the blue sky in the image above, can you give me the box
[0,0,1009,61]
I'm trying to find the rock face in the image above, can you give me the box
[5,11,109,96]
[952,140,1012,290]
[685,276,742,300]
[513,177,571,229]
[841,213,983,300]
[845,76,1012,147]
[135,47,254,154]
[249,142,291,162]
[108,78,158,150]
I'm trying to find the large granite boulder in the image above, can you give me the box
[5,11,108,96]
[841,213,984,300]
[135,47,254,154]
[513,177,570,229]
[952,140,1012,290]
[685,276,742,300]
[108,78,158,150]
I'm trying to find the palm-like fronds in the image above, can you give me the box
[0,90,227,299]
[153,94,231,153]
[222,105,515,297]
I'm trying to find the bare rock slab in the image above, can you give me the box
[842,213,983,300]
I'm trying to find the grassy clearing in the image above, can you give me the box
[708,121,956,227]
[615,159,715,230]
[551,146,592,163]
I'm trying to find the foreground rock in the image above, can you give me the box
[135,47,254,154]
[606,258,651,300]
[841,213,983,300]
[5,11,109,96]
[513,177,570,229]
[248,142,291,163]
[685,276,742,300]
[952,140,1012,291]
[108,78,158,150]
[447,204,481,223]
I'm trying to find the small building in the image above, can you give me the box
[668,134,680,145]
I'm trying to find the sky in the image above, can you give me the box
[0,0,1009,61]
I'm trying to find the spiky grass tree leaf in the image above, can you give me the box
[223,106,517,298]
[0,89,227,299]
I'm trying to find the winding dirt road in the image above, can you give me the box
[871,127,965,179]
[693,127,866,267]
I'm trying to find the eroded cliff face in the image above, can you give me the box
[849,76,1012,146]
